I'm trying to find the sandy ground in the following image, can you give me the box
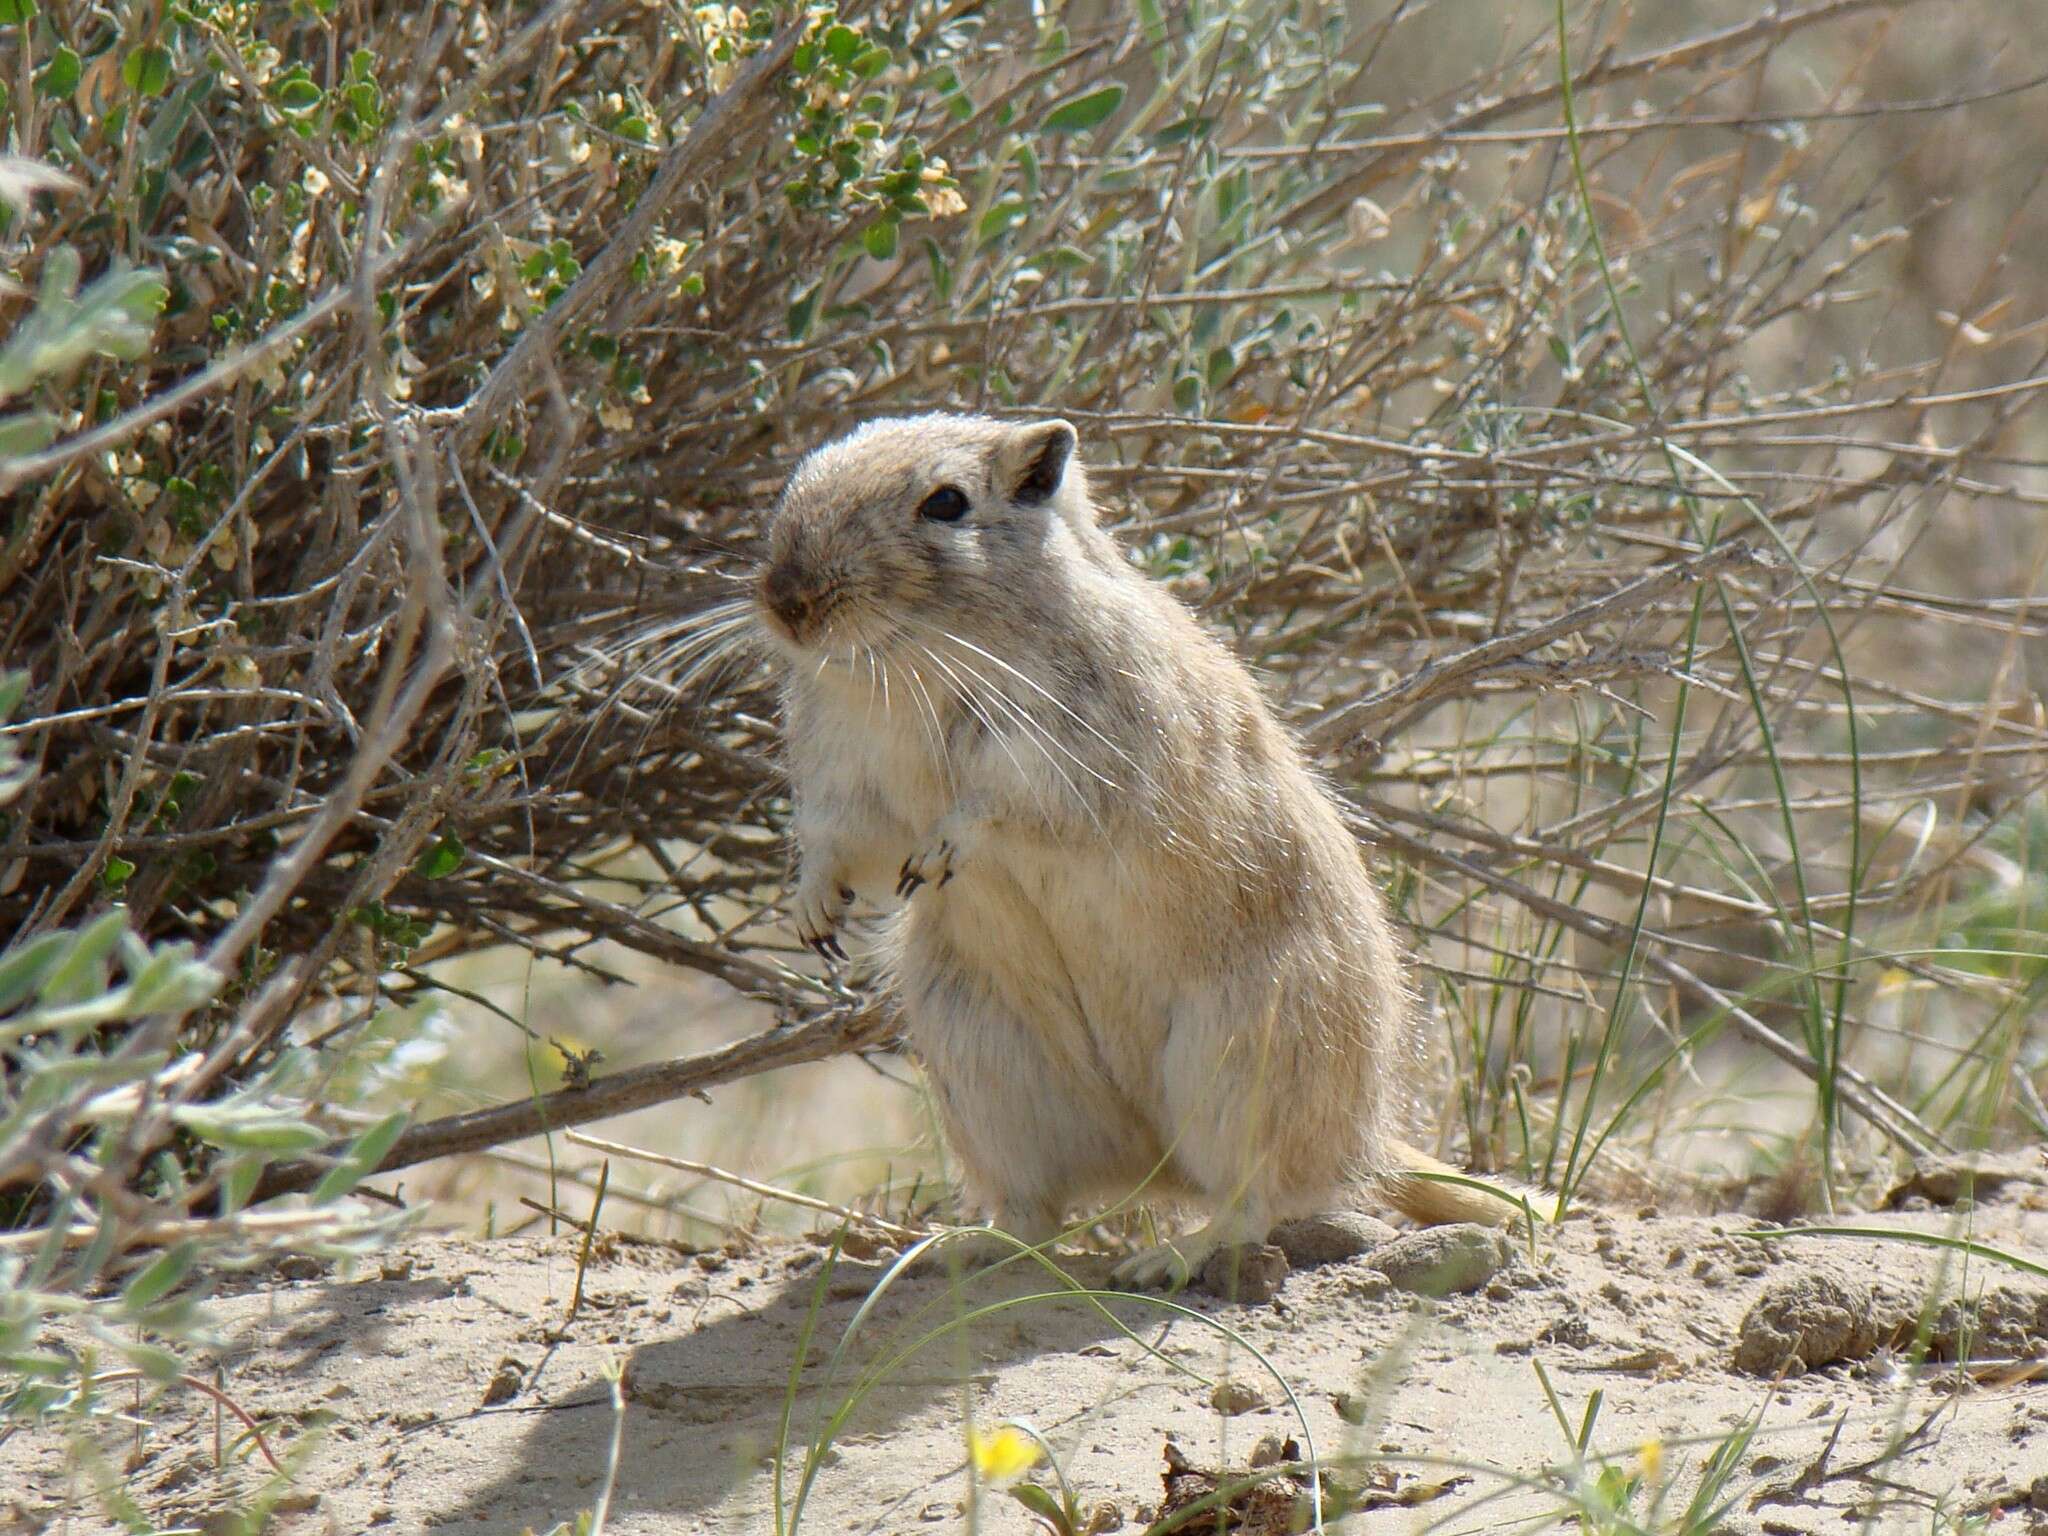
[8,1165,2048,1536]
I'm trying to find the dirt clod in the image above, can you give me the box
[1196,1242,1290,1303]
[1887,1149,2048,1209]
[1209,1380,1267,1415]
[1269,1212,1396,1266]
[1538,1313,1594,1349]
[1249,1435,1299,1468]
[1734,1271,1896,1375]
[1925,1286,2048,1361]
[479,1357,526,1406]
[1368,1224,1512,1296]
[1159,1439,1306,1536]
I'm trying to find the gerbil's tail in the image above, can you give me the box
[1381,1138,1548,1227]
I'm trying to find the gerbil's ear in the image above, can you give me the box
[998,419,1077,506]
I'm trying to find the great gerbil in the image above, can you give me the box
[750,412,1526,1285]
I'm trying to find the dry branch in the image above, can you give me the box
[452,23,806,457]
[1313,543,1769,750]
[249,1003,892,1202]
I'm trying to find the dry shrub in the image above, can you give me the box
[3,0,2048,1253]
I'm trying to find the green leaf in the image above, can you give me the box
[976,197,1027,245]
[116,1338,184,1383]
[121,44,173,99]
[413,834,465,880]
[923,236,952,303]
[173,1105,330,1154]
[273,76,323,113]
[142,68,209,164]
[1042,83,1125,135]
[1137,0,1168,54]
[120,943,219,1016]
[786,283,819,341]
[1151,115,1213,146]
[0,0,37,23]
[123,1241,198,1310]
[0,932,71,1012]
[311,1110,408,1204]
[862,218,898,261]
[222,1156,261,1215]
[1008,1483,1067,1527]
[0,410,58,458]
[849,45,890,79]
[35,46,80,99]
[100,855,136,891]
[37,909,129,1007]
[821,24,859,66]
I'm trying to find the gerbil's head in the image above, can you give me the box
[753,413,1093,660]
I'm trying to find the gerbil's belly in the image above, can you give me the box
[918,841,1178,1103]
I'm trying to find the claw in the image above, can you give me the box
[899,837,957,898]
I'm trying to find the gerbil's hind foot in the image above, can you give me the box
[1111,1206,1271,1292]
[930,1228,1021,1272]
[1111,1238,1205,1291]
[925,1207,1059,1272]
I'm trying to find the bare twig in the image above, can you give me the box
[453,23,805,455]
[248,1005,892,1201]
[1314,543,1767,748]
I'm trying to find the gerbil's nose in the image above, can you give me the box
[760,561,816,635]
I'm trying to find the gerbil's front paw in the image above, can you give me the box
[896,836,959,898]
[793,876,854,962]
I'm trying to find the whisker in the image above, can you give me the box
[899,653,952,791]
[916,643,1073,833]
[929,642,1121,795]
[918,624,1140,771]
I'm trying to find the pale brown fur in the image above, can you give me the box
[752,414,1523,1284]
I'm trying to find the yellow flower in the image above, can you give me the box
[967,1424,1042,1486]
[1636,1437,1663,1482]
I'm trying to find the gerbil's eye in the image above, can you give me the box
[919,485,970,524]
